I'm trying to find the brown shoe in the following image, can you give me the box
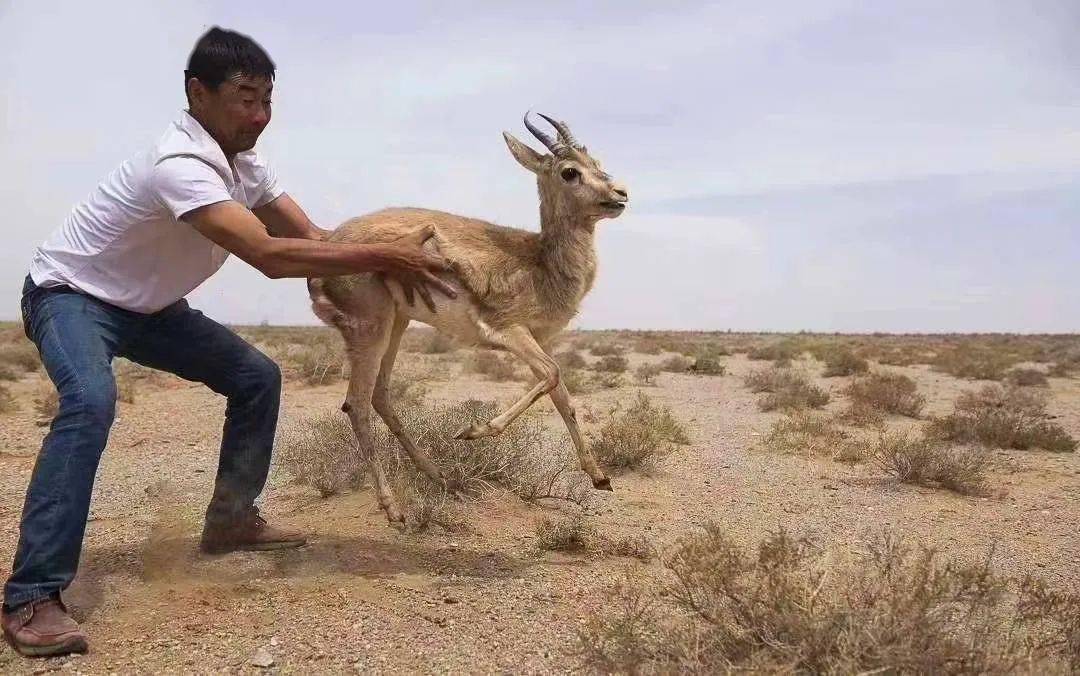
[199,506,306,555]
[2,596,88,657]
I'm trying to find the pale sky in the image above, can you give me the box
[2,1,1077,332]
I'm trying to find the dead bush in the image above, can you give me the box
[277,411,361,497]
[659,355,693,373]
[634,363,662,386]
[419,331,456,354]
[592,372,625,389]
[285,340,348,385]
[743,366,797,393]
[588,392,690,471]
[933,347,1016,380]
[747,338,803,366]
[33,385,58,424]
[467,350,519,381]
[535,515,654,561]
[555,350,587,371]
[835,400,887,428]
[766,411,860,462]
[822,347,869,377]
[690,356,724,376]
[0,342,41,374]
[590,342,625,357]
[928,384,1076,452]
[873,432,991,496]
[561,369,594,395]
[1005,367,1049,388]
[592,354,629,373]
[0,384,16,414]
[578,525,1080,674]
[847,371,925,417]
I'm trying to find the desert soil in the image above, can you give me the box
[1,346,1078,674]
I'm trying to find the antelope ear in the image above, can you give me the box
[503,132,545,173]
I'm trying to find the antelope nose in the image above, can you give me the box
[612,186,629,201]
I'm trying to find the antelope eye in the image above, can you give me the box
[560,167,580,182]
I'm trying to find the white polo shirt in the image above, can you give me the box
[28,110,284,313]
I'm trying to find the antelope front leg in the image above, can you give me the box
[453,325,558,440]
[548,380,611,491]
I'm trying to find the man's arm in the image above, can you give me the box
[182,200,456,307]
[253,193,329,241]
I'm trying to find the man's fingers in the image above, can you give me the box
[424,271,458,299]
[423,252,451,273]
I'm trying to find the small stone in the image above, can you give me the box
[444,596,460,604]
[250,647,274,668]
[269,636,279,647]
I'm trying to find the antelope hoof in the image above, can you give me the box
[442,476,464,493]
[384,505,406,528]
[454,422,492,440]
[593,477,613,492]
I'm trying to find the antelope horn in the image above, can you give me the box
[536,113,582,150]
[523,111,563,153]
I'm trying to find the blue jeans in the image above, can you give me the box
[4,275,281,611]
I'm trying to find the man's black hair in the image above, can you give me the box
[184,27,275,103]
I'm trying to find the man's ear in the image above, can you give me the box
[503,132,545,174]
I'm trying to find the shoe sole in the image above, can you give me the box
[4,630,88,658]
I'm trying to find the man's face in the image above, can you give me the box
[188,72,273,155]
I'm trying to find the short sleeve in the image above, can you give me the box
[241,153,285,210]
[150,156,234,220]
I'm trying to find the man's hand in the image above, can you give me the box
[374,225,458,312]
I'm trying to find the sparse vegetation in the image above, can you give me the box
[929,384,1076,452]
[535,514,653,560]
[33,384,58,423]
[847,371,925,417]
[590,342,625,357]
[659,354,693,373]
[592,354,629,373]
[561,368,593,395]
[592,371,625,389]
[933,346,1017,381]
[872,432,991,496]
[821,347,869,377]
[747,338,803,366]
[419,331,456,354]
[766,411,860,462]
[554,350,587,371]
[1005,367,1049,388]
[634,363,662,386]
[0,341,41,375]
[744,367,828,411]
[689,356,724,376]
[589,392,690,470]
[578,525,1080,674]
[467,350,519,381]
[277,411,360,497]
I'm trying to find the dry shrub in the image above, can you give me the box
[592,371,625,390]
[632,338,664,355]
[835,400,887,428]
[0,342,41,374]
[578,525,1080,674]
[821,347,869,377]
[659,355,693,373]
[758,383,829,412]
[419,331,456,354]
[933,347,1016,380]
[929,384,1076,452]
[766,411,860,462]
[0,384,16,414]
[593,354,629,373]
[743,366,796,393]
[277,411,361,497]
[467,350,519,381]
[285,339,348,385]
[690,356,725,376]
[381,400,593,506]
[847,371,925,417]
[535,515,653,560]
[1005,367,1049,388]
[561,368,594,395]
[873,432,991,496]
[634,363,662,386]
[1047,362,1072,378]
[555,350,587,371]
[747,338,803,366]
[589,392,690,471]
[34,385,58,424]
[590,342,625,357]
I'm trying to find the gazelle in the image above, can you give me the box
[307,113,629,523]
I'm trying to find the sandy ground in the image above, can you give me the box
[0,347,1078,674]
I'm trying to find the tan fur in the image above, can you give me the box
[308,115,629,522]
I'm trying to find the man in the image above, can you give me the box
[2,27,455,657]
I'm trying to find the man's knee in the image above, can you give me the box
[61,382,117,431]
[235,352,281,400]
